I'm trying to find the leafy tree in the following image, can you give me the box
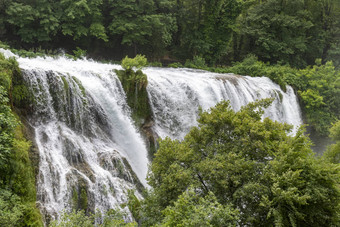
[174,0,241,64]
[238,0,314,67]
[0,189,25,227]
[60,0,107,41]
[49,209,137,227]
[143,99,340,226]
[324,120,340,164]
[160,188,239,227]
[121,55,148,71]
[50,210,93,227]
[236,0,340,67]
[298,60,340,135]
[5,0,60,43]
[106,0,176,57]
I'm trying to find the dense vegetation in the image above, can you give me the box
[0,0,339,67]
[137,100,340,226]
[0,53,42,226]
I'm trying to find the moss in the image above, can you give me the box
[115,65,158,159]
[0,54,43,226]
[80,188,88,211]
[61,76,69,92]
[7,57,34,111]
[71,185,88,212]
[7,123,43,226]
[71,76,86,97]
[115,69,152,127]
[12,85,33,109]
[275,90,283,102]
[72,187,78,210]
[115,159,125,178]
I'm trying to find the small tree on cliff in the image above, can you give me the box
[115,55,152,126]
[117,55,148,90]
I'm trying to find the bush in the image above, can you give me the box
[148,62,162,67]
[168,62,183,68]
[184,56,207,69]
[72,47,87,59]
[121,55,148,71]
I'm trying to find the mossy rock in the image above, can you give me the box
[71,181,89,212]
[115,69,152,127]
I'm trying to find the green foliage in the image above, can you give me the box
[49,209,137,227]
[0,189,24,226]
[5,1,59,43]
[72,47,87,59]
[174,0,242,64]
[126,190,141,223]
[49,210,93,227]
[121,55,148,71]
[99,209,137,227]
[0,189,42,227]
[330,120,340,141]
[148,62,162,67]
[107,0,177,57]
[298,61,340,135]
[0,0,338,67]
[324,120,340,164]
[0,53,21,93]
[160,188,239,227]
[115,55,151,126]
[167,62,183,68]
[0,53,42,226]
[227,55,302,91]
[143,99,340,226]
[80,188,88,211]
[234,0,340,68]
[184,56,207,69]
[60,0,107,41]
[0,87,17,174]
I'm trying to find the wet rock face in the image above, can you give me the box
[25,70,111,138]
[99,151,133,182]
[141,118,159,159]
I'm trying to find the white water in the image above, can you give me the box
[8,53,149,221]
[1,49,303,222]
[146,67,302,139]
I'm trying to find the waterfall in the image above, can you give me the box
[145,67,302,140]
[1,49,303,222]
[14,55,148,222]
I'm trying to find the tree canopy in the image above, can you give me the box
[0,0,339,66]
[138,99,340,226]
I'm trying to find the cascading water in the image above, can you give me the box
[3,51,149,222]
[1,49,303,223]
[145,67,302,139]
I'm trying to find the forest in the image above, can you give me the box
[0,0,339,67]
[0,0,339,226]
